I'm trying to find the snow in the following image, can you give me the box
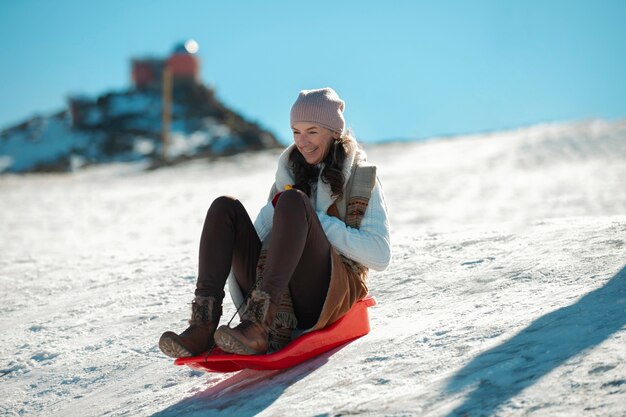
[0,115,102,172]
[1,119,625,416]
[0,92,253,173]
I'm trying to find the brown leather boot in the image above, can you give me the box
[214,290,278,355]
[159,296,222,358]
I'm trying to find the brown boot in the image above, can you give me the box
[159,296,222,358]
[214,290,278,355]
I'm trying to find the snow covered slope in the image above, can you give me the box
[1,119,625,416]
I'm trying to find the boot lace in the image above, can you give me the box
[189,299,212,325]
[242,291,270,323]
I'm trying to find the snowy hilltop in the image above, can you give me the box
[0,42,280,174]
[1,118,625,416]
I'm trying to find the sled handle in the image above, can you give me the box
[362,294,377,307]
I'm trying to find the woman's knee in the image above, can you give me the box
[207,195,240,216]
[275,188,309,211]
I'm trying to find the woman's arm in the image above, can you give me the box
[317,179,392,271]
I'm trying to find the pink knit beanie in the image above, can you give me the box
[290,88,345,134]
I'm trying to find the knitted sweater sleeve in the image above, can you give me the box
[316,178,392,271]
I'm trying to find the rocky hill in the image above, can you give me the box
[0,82,280,173]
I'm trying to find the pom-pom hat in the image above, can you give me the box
[290,88,345,134]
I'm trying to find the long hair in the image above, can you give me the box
[289,131,356,200]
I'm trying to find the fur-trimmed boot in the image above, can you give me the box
[213,289,278,355]
[159,296,222,358]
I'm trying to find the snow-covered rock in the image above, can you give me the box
[0,84,280,173]
[0,119,625,416]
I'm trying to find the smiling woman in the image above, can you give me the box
[292,122,337,165]
[288,89,349,201]
[290,88,344,164]
[159,87,392,358]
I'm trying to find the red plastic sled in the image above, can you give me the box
[174,295,377,372]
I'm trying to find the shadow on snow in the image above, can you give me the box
[151,346,338,417]
[444,265,626,416]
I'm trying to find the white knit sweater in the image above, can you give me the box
[253,143,391,271]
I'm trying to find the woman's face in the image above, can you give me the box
[292,122,339,165]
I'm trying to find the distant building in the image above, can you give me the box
[68,95,99,128]
[70,40,202,127]
[132,40,200,90]
[131,58,164,90]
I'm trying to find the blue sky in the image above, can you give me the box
[1,0,625,143]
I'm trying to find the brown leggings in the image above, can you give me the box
[195,189,332,329]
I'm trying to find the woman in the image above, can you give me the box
[159,87,391,357]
